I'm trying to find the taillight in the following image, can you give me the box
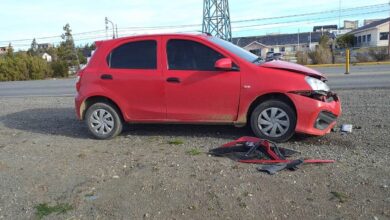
[75,72,82,92]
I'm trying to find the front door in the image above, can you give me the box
[162,37,241,122]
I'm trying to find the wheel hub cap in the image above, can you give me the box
[90,109,114,135]
[258,107,290,137]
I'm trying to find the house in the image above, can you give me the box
[38,43,53,50]
[313,25,338,33]
[364,19,382,26]
[0,46,10,55]
[344,20,359,30]
[349,17,389,47]
[41,53,52,62]
[233,32,334,58]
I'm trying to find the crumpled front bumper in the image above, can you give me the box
[287,92,341,136]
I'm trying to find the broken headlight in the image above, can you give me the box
[290,90,338,102]
[305,76,329,92]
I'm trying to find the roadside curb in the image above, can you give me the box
[306,61,390,68]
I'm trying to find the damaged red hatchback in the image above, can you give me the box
[75,33,341,142]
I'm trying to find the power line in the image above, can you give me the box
[1,3,389,45]
[233,9,390,30]
[233,13,388,36]
[231,3,388,24]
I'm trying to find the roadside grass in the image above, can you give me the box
[35,203,73,219]
[186,148,202,156]
[167,139,184,145]
[330,191,349,203]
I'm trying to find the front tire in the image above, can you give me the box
[250,100,296,142]
[85,102,123,139]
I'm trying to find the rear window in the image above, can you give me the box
[107,40,157,69]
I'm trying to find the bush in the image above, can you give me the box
[308,47,332,64]
[51,60,69,78]
[0,53,54,81]
[368,48,389,61]
[296,51,309,65]
[355,53,371,63]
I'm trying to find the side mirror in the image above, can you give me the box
[214,58,233,70]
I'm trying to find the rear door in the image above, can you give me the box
[102,37,165,121]
[162,36,241,122]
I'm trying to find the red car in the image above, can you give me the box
[75,33,341,142]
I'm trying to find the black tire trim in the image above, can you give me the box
[250,100,296,142]
[85,102,123,139]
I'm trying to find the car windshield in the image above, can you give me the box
[208,36,262,64]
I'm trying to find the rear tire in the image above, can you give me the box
[85,102,123,139]
[250,100,296,142]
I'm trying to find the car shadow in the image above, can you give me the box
[0,107,251,139]
[122,123,251,140]
[0,108,90,139]
[0,107,327,143]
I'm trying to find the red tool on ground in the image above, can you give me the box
[210,136,334,164]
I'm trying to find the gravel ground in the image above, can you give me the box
[0,89,389,220]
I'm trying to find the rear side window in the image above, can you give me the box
[107,40,157,69]
[167,39,224,71]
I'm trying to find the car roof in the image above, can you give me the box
[95,33,210,46]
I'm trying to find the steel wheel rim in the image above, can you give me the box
[258,107,290,137]
[90,109,114,135]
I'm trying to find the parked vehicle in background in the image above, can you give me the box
[273,52,283,60]
[266,51,274,61]
[75,33,341,142]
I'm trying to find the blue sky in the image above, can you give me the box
[0,0,389,49]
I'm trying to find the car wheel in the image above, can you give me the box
[85,102,123,139]
[250,100,296,142]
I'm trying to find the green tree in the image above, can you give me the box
[28,38,38,56]
[336,34,354,49]
[51,60,69,78]
[6,43,14,57]
[57,23,79,70]
[77,43,96,64]
[308,35,332,64]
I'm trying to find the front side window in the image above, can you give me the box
[108,40,157,69]
[167,39,224,71]
[367,34,371,42]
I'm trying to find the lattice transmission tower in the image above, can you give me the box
[202,0,232,41]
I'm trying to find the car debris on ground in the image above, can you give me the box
[209,136,334,174]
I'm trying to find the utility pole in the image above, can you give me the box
[202,0,232,41]
[297,29,300,51]
[338,0,341,31]
[105,17,116,39]
[388,1,390,58]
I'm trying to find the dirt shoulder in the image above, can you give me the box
[0,89,389,219]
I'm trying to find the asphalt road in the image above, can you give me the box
[313,64,390,89]
[0,64,389,97]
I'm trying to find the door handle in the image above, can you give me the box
[166,77,181,83]
[101,74,113,80]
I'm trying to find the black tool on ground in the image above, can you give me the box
[257,159,304,175]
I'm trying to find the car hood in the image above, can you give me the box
[259,60,325,80]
